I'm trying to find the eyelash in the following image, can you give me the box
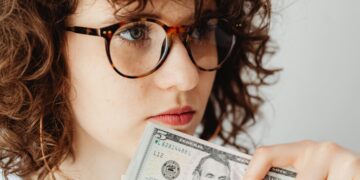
[191,23,215,39]
[189,17,218,39]
[115,22,152,48]
[113,20,216,47]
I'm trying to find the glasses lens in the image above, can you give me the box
[109,21,167,76]
[188,18,235,70]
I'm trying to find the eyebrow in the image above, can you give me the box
[113,12,194,26]
[114,9,216,25]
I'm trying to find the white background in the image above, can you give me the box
[251,0,360,152]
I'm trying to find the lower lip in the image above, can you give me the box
[149,112,195,126]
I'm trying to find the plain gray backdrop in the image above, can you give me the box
[251,0,360,152]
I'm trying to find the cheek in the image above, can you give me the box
[64,32,217,154]
[65,33,148,153]
[186,71,216,134]
[198,71,216,107]
[200,71,216,94]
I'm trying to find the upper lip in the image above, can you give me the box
[149,106,196,117]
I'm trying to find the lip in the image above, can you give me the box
[147,106,196,126]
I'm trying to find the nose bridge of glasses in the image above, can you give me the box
[160,25,197,71]
[166,26,188,40]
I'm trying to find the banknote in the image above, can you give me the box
[125,123,297,180]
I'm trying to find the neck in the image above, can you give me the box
[58,126,130,180]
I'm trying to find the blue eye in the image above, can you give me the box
[119,24,148,41]
[114,23,153,48]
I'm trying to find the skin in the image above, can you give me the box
[61,0,217,179]
[243,141,360,180]
[34,0,360,179]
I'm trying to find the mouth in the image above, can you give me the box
[147,106,196,126]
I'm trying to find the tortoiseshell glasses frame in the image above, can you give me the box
[66,17,236,79]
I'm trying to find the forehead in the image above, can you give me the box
[67,0,216,26]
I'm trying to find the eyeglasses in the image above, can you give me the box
[66,17,236,79]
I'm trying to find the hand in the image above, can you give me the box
[243,140,360,180]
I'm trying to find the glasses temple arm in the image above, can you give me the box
[66,26,101,37]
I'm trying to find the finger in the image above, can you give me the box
[356,172,360,180]
[294,156,329,180]
[327,154,360,180]
[328,171,354,180]
[296,142,360,180]
[243,141,314,180]
[243,147,272,180]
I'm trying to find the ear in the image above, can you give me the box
[192,171,200,180]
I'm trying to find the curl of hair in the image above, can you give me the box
[0,0,278,179]
[0,0,77,179]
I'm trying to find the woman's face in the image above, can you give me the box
[65,0,216,158]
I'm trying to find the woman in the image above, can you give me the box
[0,0,359,179]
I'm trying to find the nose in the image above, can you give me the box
[153,36,199,91]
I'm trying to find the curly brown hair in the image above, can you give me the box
[0,0,277,179]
